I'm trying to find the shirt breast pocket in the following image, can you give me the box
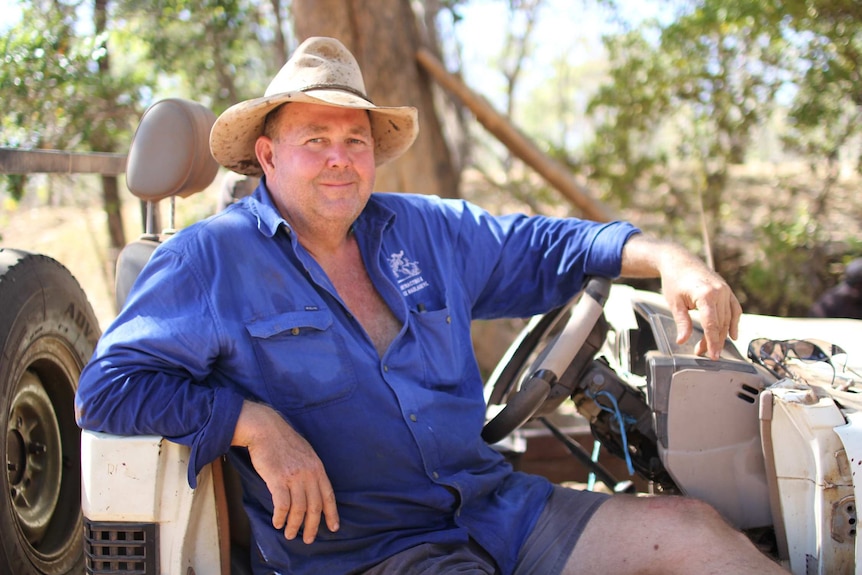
[410,306,466,390]
[246,309,358,413]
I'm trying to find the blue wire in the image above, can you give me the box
[587,389,636,476]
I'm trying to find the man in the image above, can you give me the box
[76,37,784,574]
[810,258,862,319]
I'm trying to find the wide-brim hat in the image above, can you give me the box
[210,36,419,177]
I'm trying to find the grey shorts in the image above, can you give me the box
[361,485,610,575]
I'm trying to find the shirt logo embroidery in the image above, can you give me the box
[388,250,429,296]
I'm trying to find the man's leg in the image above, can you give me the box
[361,539,498,574]
[562,494,787,574]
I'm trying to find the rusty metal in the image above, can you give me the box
[831,495,857,544]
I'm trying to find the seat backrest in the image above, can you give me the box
[126,98,219,203]
[115,98,219,311]
[115,238,162,312]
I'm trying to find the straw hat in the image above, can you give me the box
[210,36,419,177]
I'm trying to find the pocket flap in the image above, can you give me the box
[245,309,333,339]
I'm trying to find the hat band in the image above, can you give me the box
[301,83,374,104]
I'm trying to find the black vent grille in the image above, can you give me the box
[83,519,158,574]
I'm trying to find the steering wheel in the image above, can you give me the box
[482,276,612,444]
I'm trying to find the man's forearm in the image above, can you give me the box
[619,233,706,279]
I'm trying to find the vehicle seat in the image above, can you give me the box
[115,98,219,310]
[115,98,256,574]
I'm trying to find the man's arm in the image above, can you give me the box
[75,245,245,487]
[620,233,742,360]
[231,401,340,543]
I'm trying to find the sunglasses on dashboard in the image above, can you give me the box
[747,338,847,383]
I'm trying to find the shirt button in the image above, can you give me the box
[432,471,439,479]
[291,327,300,335]
[383,365,389,372]
[409,414,417,422]
[446,315,451,324]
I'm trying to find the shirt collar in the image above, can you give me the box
[246,178,397,239]
[356,194,397,236]
[247,179,288,238]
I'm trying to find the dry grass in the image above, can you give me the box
[0,174,222,332]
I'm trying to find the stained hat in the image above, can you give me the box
[210,36,419,176]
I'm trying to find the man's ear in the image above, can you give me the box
[255,136,275,177]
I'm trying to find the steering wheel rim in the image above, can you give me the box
[482,276,612,444]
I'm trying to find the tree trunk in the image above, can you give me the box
[291,0,459,197]
[94,0,126,269]
[269,0,290,64]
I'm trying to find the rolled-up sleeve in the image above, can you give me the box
[582,221,641,278]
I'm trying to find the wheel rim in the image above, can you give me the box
[3,338,83,571]
[6,370,63,547]
[0,254,93,573]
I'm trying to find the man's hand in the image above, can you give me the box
[659,253,742,359]
[232,401,339,543]
[621,234,742,360]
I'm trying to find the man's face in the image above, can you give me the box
[256,102,376,234]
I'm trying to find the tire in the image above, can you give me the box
[0,249,100,575]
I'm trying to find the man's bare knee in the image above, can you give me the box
[564,495,784,575]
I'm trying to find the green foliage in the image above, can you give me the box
[585,0,787,215]
[1,0,278,158]
[0,1,139,201]
[574,0,862,313]
[0,1,147,152]
[584,27,673,206]
[780,1,862,171]
[0,1,283,204]
[2,175,26,202]
[112,0,278,113]
[740,210,827,316]
[3,4,97,148]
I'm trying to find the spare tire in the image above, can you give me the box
[0,249,100,575]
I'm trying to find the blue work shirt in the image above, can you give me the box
[76,183,639,575]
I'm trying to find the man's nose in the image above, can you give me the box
[326,143,352,167]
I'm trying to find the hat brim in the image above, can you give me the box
[210,90,419,177]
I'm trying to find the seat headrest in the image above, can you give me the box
[126,98,219,202]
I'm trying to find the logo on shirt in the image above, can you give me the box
[388,250,429,296]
